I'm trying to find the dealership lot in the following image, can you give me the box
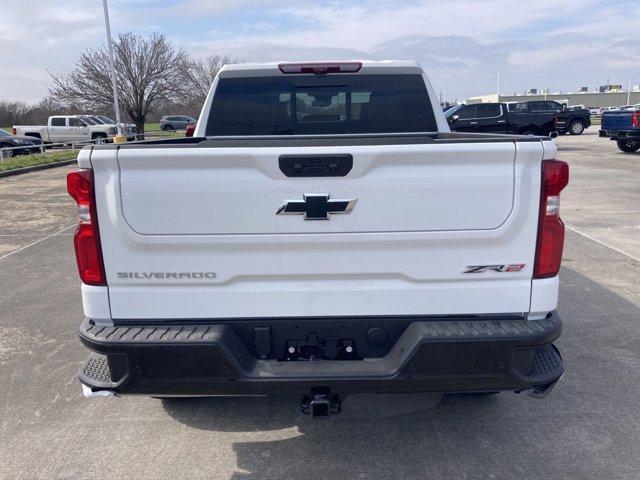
[1,131,639,479]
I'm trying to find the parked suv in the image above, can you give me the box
[160,115,196,131]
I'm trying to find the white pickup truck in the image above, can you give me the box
[13,115,116,144]
[69,61,567,416]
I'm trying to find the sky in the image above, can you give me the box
[1,0,639,103]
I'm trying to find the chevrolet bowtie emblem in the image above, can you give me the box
[276,194,357,220]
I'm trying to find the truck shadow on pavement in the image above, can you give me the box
[161,266,640,479]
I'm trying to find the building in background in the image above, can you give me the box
[468,84,640,108]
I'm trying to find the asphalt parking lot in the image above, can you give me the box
[1,130,639,479]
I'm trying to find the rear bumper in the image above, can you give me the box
[600,129,640,140]
[78,313,564,397]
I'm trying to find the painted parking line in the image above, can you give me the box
[566,225,640,263]
[0,224,76,261]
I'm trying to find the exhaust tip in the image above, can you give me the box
[82,384,116,398]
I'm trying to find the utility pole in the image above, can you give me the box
[102,0,124,138]
[627,81,632,106]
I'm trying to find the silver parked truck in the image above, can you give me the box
[69,61,567,417]
[13,115,116,143]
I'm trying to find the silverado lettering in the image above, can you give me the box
[117,272,217,279]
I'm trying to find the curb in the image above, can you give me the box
[0,159,77,179]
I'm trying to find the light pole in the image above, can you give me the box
[102,0,123,138]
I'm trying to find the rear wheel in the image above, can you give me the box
[162,124,174,131]
[568,120,585,135]
[522,130,536,136]
[617,140,640,153]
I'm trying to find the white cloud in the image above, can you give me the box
[1,0,639,103]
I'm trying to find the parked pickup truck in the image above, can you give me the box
[445,102,557,136]
[13,115,116,144]
[599,109,640,153]
[84,115,138,139]
[69,61,567,415]
[515,101,591,135]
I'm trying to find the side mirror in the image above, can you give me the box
[450,115,459,123]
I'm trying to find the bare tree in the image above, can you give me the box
[49,33,188,133]
[183,55,240,105]
[0,101,30,128]
[0,97,75,127]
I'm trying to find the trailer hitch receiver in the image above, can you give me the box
[301,387,341,417]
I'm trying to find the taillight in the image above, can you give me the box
[67,169,106,286]
[11,128,16,135]
[534,160,569,279]
[278,62,362,74]
[553,114,558,129]
[185,123,196,137]
[632,111,640,128]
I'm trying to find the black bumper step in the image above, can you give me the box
[79,352,115,389]
[81,315,560,346]
[531,343,563,380]
[78,314,564,396]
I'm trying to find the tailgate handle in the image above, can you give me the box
[279,154,353,177]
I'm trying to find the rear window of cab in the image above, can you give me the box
[206,74,437,136]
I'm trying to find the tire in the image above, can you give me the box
[617,140,640,153]
[568,120,585,135]
[92,133,108,144]
[521,130,536,136]
[162,124,174,131]
[0,144,14,158]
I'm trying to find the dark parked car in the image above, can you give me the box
[160,115,196,131]
[445,103,557,136]
[0,128,43,158]
[600,108,640,152]
[515,101,591,135]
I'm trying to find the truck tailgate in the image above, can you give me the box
[91,139,544,320]
[118,143,514,234]
[602,110,638,131]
